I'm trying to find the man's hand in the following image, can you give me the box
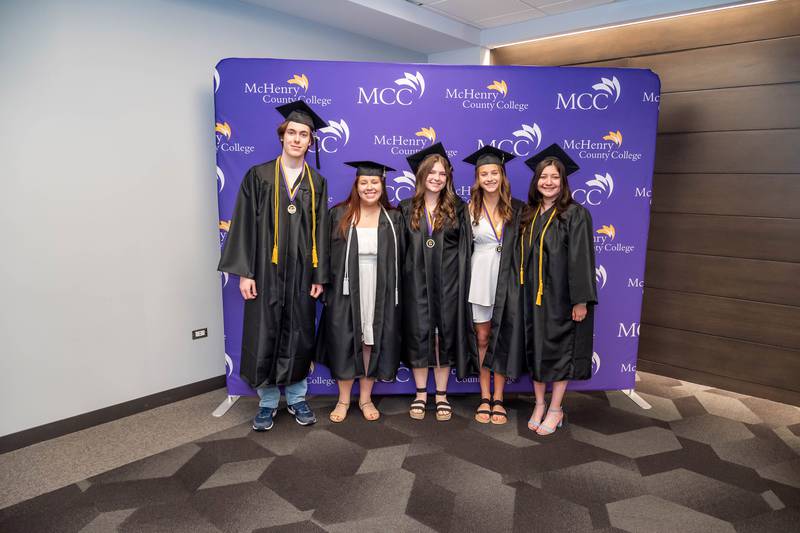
[240,277,257,300]
[572,303,587,322]
[310,284,324,299]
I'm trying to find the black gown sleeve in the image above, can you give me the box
[312,176,330,286]
[319,202,338,305]
[218,167,259,279]
[567,205,598,306]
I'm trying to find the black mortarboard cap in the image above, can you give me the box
[406,142,451,175]
[524,143,580,176]
[275,100,327,131]
[345,161,396,177]
[463,145,516,168]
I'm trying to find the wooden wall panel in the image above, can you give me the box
[573,59,631,68]
[638,325,800,392]
[491,0,800,67]
[641,287,800,349]
[648,213,800,262]
[651,174,800,218]
[658,84,800,133]
[494,0,800,404]
[637,360,800,406]
[644,251,800,306]
[629,37,800,92]
[654,130,800,174]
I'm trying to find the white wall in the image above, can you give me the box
[0,0,425,437]
[427,46,490,65]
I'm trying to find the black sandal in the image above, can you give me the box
[409,387,427,420]
[491,399,508,425]
[475,397,492,424]
[435,390,452,422]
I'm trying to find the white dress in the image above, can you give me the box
[356,227,378,345]
[468,214,501,323]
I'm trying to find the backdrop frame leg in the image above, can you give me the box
[620,389,652,410]
[212,395,240,417]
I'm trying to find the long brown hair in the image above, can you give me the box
[336,174,393,238]
[521,157,574,228]
[469,163,513,226]
[409,154,459,231]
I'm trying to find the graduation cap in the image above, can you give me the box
[406,142,451,175]
[463,145,516,168]
[276,100,328,168]
[524,143,580,176]
[345,161,396,178]
[275,100,327,131]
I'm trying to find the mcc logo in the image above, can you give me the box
[357,71,425,106]
[557,76,622,111]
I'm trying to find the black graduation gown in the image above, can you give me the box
[461,198,527,379]
[218,159,330,387]
[521,203,597,382]
[316,205,405,381]
[399,198,470,376]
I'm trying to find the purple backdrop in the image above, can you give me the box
[214,57,660,396]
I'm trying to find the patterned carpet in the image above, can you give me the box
[2,372,799,532]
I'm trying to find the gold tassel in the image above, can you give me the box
[535,208,557,307]
[307,162,319,268]
[272,158,281,265]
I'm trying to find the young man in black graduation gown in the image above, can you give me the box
[218,100,330,431]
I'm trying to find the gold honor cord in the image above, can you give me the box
[519,206,557,306]
[425,205,436,234]
[271,158,318,267]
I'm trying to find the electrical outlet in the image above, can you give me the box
[192,328,208,340]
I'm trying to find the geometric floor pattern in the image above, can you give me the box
[1,372,799,532]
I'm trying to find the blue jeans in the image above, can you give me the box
[257,379,308,409]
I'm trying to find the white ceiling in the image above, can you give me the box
[417,0,617,29]
[242,0,767,54]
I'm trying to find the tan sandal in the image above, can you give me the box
[409,387,427,420]
[329,401,350,423]
[359,400,380,421]
[435,390,452,422]
[475,398,492,424]
[491,399,508,425]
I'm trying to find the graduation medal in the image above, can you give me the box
[424,204,436,248]
[283,162,304,215]
[483,203,504,254]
